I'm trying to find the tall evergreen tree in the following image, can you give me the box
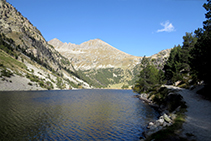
[133,57,161,93]
[203,0,211,31]
[190,0,211,85]
[180,32,197,72]
[163,45,182,83]
[163,32,197,84]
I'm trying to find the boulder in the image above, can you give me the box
[138,93,152,103]
[149,122,154,126]
[163,121,173,127]
[155,119,164,126]
[174,81,182,86]
[164,113,171,123]
[159,116,164,119]
[163,121,168,127]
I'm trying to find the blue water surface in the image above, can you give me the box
[0,89,159,140]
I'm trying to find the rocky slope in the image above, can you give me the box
[0,0,75,73]
[0,0,91,90]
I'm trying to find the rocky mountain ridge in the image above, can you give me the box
[48,38,141,70]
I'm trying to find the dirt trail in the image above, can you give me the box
[166,85,211,141]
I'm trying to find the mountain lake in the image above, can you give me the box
[0,89,159,140]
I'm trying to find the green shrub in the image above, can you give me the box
[56,77,65,89]
[121,84,129,89]
[26,73,54,90]
[39,81,44,87]
[26,73,39,82]
[46,81,54,90]
[28,82,33,86]
[152,87,169,105]
[64,78,77,88]
[1,69,13,77]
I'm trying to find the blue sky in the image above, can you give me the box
[7,0,206,56]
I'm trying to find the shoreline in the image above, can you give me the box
[0,80,133,91]
[137,85,211,141]
[136,85,185,140]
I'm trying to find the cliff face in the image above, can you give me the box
[0,0,74,73]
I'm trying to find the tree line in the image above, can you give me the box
[133,0,210,98]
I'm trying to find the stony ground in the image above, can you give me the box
[167,85,211,141]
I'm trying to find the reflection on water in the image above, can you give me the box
[0,89,159,140]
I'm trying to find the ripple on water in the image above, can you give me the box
[0,90,159,140]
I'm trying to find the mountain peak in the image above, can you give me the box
[80,38,108,46]
[50,38,60,42]
[48,38,64,48]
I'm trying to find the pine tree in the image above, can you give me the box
[190,0,211,85]
[180,32,197,72]
[163,31,197,84]
[163,45,182,83]
[133,57,160,93]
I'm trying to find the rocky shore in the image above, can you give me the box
[135,85,185,140]
[143,112,175,138]
[137,93,180,138]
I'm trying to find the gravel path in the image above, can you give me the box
[166,85,211,141]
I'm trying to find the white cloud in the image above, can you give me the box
[157,20,175,32]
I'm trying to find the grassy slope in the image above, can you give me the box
[0,50,27,71]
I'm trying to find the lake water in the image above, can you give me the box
[0,89,159,140]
